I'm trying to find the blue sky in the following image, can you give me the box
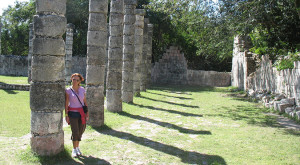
[0,0,29,16]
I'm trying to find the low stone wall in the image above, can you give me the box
[151,46,231,86]
[0,55,28,76]
[0,55,87,78]
[187,70,231,87]
[0,82,30,91]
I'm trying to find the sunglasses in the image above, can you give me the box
[72,79,80,82]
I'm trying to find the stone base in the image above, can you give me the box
[31,131,64,156]
[106,90,122,112]
[87,105,104,127]
[122,91,133,103]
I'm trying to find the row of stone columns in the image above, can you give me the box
[30,0,154,155]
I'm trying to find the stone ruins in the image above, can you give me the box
[232,35,300,120]
[0,0,299,157]
[30,0,67,155]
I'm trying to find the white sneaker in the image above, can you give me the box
[72,149,78,157]
[76,147,82,156]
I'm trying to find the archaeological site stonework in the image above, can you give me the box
[86,0,108,127]
[140,18,149,91]
[30,0,67,155]
[65,23,75,82]
[106,0,124,112]
[122,0,137,103]
[232,35,300,120]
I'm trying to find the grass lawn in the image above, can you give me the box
[0,85,299,165]
[0,75,29,84]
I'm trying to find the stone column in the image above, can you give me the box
[30,0,67,156]
[146,23,153,89]
[65,23,74,82]
[28,23,33,83]
[86,0,108,126]
[140,18,149,91]
[133,9,145,97]
[106,0,124,112]
[122,0,137,103]
[0,23,2,55]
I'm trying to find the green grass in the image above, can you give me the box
[0,75,29,84]
[0,85,300,165]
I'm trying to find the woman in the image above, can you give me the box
[65,73,89,157]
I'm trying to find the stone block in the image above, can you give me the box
[123,53,134,61]
[87,56,106,66]
[296,111,300,120]
[109,13,124,26]
[109,36,123,48]
[278,103,292,113]
[87,31,107,47]
[124,25,135,35]
[122,71,133,81]
[33,38,65,56]
[110,0,124,13]
[106,90,122,112]
[285,107,294,114]
[124,15,135,24]
[31,55,65,82]
[281,98,295,105]
[122,91,133,103]
[88,13,107,31]
[135,35,143,44]
[31,131,64,156]
[135,9,145,16]
[123,45,135,54]
[122,61,134,71]
[107,60,122,71]
[87,105,104,127]
[124,0,137,5]
[86,86,104,106]
[108,48,122,60]
[109,25,123,36]
[124,8,135,15]
[34,15,66,37]
[31,111,62,135]
[30,82,65,112]
[86,65,105,85]
[87,46,106,59]
[89,0,108,13]
[124,35,135,45]
[135,28,144,36]
[36,0,66,15]
[106,71,122,89]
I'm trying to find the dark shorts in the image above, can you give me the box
[69,116,86,141]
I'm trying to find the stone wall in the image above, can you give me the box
[0,55,28,76]
[0,55,86,78]
[151,46,231,86]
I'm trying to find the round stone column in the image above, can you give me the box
[65,23,74,83]
[28,23,33,83]
[122,0,137,103]
[146,24,153,88]
[140,18,149,91]
[133,9,145,97]
[86,0,108,126]
[30,0,67,156]
[106,0,124,112]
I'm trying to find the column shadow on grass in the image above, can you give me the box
[146,91,193,100]
[131,103,203,117]
[139,95,199,108]
[3,89,18,94]
[93,125,226,165]
[118,111,210,135]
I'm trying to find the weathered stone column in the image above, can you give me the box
[122,0,137,103]
[86,0,108,126]
[133,9,145,97]
[0,23,2,55]
[106,0,124,112]
[28,23,33,83]
[140,18,149,91]
[30,0,67,156]
[65,23,74,82]
[146,23,153,89]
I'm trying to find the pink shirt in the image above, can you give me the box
[66,86,86,108]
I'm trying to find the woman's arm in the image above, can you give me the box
[65,91,70,123]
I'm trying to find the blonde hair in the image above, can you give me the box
[70,73,84,83]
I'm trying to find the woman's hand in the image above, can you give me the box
[65,116,70,124]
